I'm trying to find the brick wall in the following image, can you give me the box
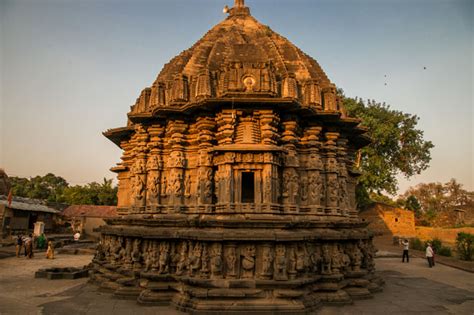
[360,203,416,238]
[415,227,474,246]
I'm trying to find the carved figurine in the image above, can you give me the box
[158,242,170,274]
[225,246,237,278]
[147,172,159,200]
[210,243,223,277]
[176,242,188,275]
[287,246,297,279]
[309,172,323,205]
[296,244,309,274]
[131,238,142,269]
[144,241,154,272]
[331,245,344,274]
[261,246,273,279]
[188,242,202,276]
[241,245,256,279]
[184,174,192,198]
[200,243,210,277]
[308,244,321,273]
[161,175,168,196]
[321,244,332,275]
[274,244,288,280]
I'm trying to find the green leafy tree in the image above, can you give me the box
[342,96,434,206]
[62,178,117,205]
[401,179,473,214]
[10,173,68,202]
[405,195,422,217]
[10,174,117,205]
[456,232,474,261]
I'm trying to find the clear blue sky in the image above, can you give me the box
[1,0,472,195]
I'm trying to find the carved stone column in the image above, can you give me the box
[281,118,300,212]
[165,120,187,212]
[196,117,216,210]
[337,138,349,216]
[146,125,164,210]
[258,110,280,145]
[216,110,237,145]
[131,125,149,211]
[324,132,340,215]
[306,126,323,214]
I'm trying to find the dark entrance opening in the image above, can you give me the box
[241,172,255,203]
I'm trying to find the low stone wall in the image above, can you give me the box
[415,227,474,246]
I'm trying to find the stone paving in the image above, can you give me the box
[0,253,473,314]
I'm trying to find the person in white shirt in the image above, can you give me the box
[425,243,434,268]
[401,239,409,263]
[74,232,81,241]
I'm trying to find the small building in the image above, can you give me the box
[0,197,61,235]
[360,202,416,239]
[61,205,117,239]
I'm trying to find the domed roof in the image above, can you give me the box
[157,4,330,85]
[128,0,342,118]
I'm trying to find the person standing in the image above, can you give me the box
[46,241,55,259]
[425,242,434,268]
[15,234,23,258]
[401,239,409,263]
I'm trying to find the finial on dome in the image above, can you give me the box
[226,0,250,16]
[234,0,245,8]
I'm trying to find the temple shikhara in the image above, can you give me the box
[92,1,383,312]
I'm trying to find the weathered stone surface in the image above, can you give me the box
[93,0,381,313]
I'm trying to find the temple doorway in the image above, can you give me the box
[241,172,255,203]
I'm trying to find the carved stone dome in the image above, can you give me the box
[158,8,329,85]
[129,1,341,118]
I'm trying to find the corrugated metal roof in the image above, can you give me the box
[0,199,60,214]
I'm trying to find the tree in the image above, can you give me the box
[10,173,68,202]
[404,195,422,217]
[343,96,434,199]
[9,174,117,206]
[456,232,474,261]
[62,178,117,205]
[401,179,473,214]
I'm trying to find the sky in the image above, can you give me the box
[0,0,472,195]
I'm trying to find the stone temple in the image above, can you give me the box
[92,1,383,313]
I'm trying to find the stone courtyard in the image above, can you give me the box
[0,253,473,314]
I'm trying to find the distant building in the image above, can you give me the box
[360,202,416,239]
[0,196,61,235]
[61,205,117,239]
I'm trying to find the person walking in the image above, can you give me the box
[425,242,434,268]
[401,239,410,263]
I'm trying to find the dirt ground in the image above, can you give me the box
[0,252,473,315]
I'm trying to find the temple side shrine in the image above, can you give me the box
[92,1,384,313]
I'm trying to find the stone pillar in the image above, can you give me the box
[130,125,149,211]
[306,126,324,214]
[216,110,236,145]
[196,117,216,211]
[281,118,300,212]
[258,110,280,145]
[337,139,349,216]
[324,132,340,215]
[166,120,188,213]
